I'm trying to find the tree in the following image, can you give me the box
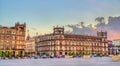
[9,51,14,57]
[24,52,27,56]
[3,51,9,57]
[79,51,83,56]
[0,51,2,57]
[68,52,75,56]
[92,51,96,55]
[17,52,22,57]
[76,52,79,56]
[86,50,90,55]
[53,51,56,56]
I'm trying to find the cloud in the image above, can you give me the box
[107,16,120,30]
[65,16,120,40]
[95,17,104,23]
[66,22,96,35]
[30,27,37,30]
[27,27,37,31]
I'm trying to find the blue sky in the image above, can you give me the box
[0,0,120,36]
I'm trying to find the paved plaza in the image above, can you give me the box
[0,57,120,66]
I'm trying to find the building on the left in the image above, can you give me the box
[0,22,26,57]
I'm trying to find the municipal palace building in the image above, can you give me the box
[35,26,108,56]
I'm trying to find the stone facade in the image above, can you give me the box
[25,38,35,55]
[35,26,108,56]
[0,22,26,56]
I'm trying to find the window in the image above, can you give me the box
[12,43,15,50]
[6,43,9,50]
[6,31,11,34]
[20,41,22,44]
[6,35,10,39]
[12,36,15,39]
[1,40,4,44]
[0,31,2,34]
[1,35,4,39]
[2,31,4,34]
[20,32,23,35]
[12,32,16,35]
[0,46,3,50]
[20,37,23,40]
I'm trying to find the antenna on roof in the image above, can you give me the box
[26,29,30,40]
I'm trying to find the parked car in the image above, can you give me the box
[94,54,97,57]
[100,54,103,57]
[50,55,54,58]
[33,55,39,59]
[41,55,47,58]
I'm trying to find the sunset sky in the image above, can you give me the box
[0,0,120,40]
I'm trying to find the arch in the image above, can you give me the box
[65,52,67,55]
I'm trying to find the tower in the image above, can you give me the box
[53,25,64,35]
[97,31,108,55]
[97,31,107,41]
[15,22,26,56]
[53,25,64,55]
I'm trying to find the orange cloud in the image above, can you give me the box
[108,30,120,40]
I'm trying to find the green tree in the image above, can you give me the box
[3,51,9,57]
[9,51,14,57]
[79,51,83,56]
[0,51,2,57]
[92,51,96,55]
[24,52,27,56]
[68,52,71,56]
[17,52,22,57]
[68,52,75,56]
[86,50,90,55]
[76,52,79,56]
[89,51,92,55]
[53,51,56,56]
